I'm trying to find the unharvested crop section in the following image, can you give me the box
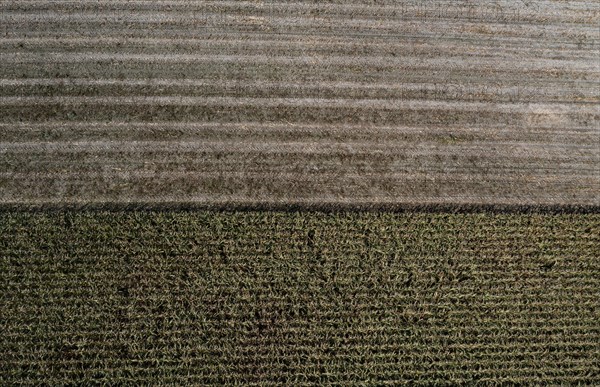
[1,211,599,384]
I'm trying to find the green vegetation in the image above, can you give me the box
[1,211,599,385]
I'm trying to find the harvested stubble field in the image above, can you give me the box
[0,0,598,206]
[1,211,599,385]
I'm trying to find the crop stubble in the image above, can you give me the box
[0,0,598,207]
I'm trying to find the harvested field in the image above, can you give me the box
[1,211,599,385]
[1,0,598,207]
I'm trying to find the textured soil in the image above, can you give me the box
[1,1,598,207]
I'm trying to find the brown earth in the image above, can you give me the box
[0,1,598,207]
